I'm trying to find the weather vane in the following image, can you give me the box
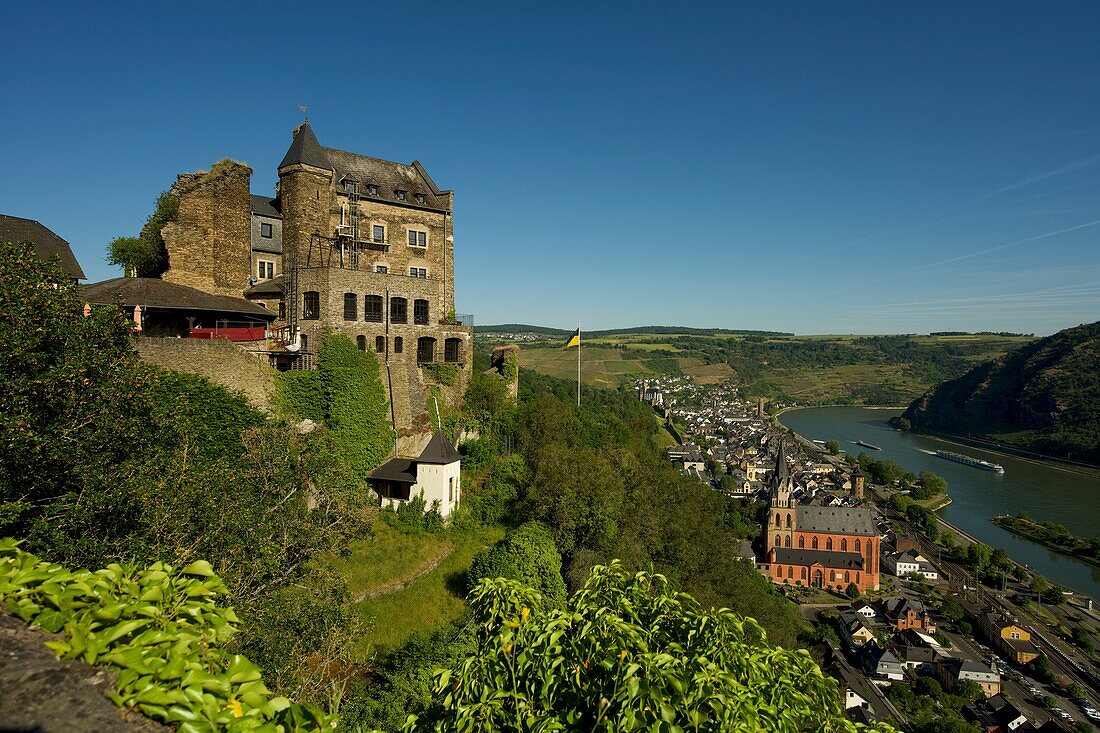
[297,104,309,122]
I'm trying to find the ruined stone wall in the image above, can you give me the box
[161,162,252,298]
[134,337,275,411]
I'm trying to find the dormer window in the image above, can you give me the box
[343,179,358,194]
[367,184,379,196]
[395,189,407,201]
[415,193,426,204]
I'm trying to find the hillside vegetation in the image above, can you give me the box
[494,330,1030,403]
[902,321,1100,463]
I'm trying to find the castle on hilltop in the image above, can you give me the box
[763,442,880,592]
[144,122,473,430]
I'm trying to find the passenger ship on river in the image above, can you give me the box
[935,450,1005,473]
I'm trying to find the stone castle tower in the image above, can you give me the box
[765,441,796,552]
[851,467,865,501]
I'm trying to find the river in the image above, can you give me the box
[778,406,1100,599]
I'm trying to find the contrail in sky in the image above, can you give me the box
[833,220,1100,293]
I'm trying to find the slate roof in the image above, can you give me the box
[771,548,865,570]
[0,214,86,279]
[796,506,877,536]
[244,275,285,297]
[80,277,275,319]
[369,457,417,484]
[250,194,281,219]
[278,122,330,170]
[418,430,461,465]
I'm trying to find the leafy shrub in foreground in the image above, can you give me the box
[0,539,335,732]
[409,561,894,732]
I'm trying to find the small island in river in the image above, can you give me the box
[993,514,1100,568]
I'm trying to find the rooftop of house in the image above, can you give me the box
[0,214,86,280]
[80,277,275,319]
[771,548,865,570]
[250,194,281,219]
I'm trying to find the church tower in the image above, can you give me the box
[765,440,796,553]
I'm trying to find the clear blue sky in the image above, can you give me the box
[3,2,1100,335]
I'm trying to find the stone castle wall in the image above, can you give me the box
[135,337,275,411]
[161,162,252,298]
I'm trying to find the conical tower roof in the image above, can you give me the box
[278,122,330,170]
[418,429,461,465]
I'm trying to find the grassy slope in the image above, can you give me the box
[340,523,506,658]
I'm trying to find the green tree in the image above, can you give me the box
[825,439,841,455]
[107,235,162,277]
[410,563,895,732]
[1068,681,1086,699]
[918,471,948,496]
[845,582,861,599]
[467,521,568,608]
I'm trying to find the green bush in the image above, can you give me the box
[317,332,393,474]
[0,540,335,731]
[274,370,325,423]
[467,521,567,608]
[409,562,894,732]
[421,362,461,386]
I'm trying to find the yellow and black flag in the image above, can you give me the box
[564,328,580,349]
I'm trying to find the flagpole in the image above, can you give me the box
[577,322,581,407]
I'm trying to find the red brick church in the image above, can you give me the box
[763,442,880,592]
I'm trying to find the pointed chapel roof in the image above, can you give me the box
[774,440,790,486]
[278,122,331,170]
[418,430,461,465]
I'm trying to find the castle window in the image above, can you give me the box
[356,335,366,351]
[301,335,308,351]
[444,338,462,363]
[395,189,407,201]
[417,337,436,364]
[390,297,407,324]
[798,536,804,549]
[408,230,427,248]
[376,265,388,274]
[410,267,427,279]
[414,299,429,325]
[278,301,286,319]
[394,336,403,353]
[415,193,427,204]
[375,335,385,353]
[367,184,379,196]
[260,223,273,238]
[364,295,383,322]
[811,537,818,549]
[449,477,454,502]
[372,224,386,243]
[343,293,357,320]
[302,291,320,319]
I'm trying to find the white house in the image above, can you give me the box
[368,430,462,518]
[885,549,938,579]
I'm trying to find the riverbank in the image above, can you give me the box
[993,515,1100,569]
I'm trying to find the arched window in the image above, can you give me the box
[375,335,385,353]
[390,297,408,324]
[801,568,807,580]
[856,539,861,553]
[413,299,429,325]
[343,292,357,320]
[798,536,805,549]
[774,514,780,527]
[841,538,847,552]
[785,514,792,529]
[856,573,860,585]
[444,337,462,362]
[784,536,791,548]
[394,336,403,354]
[826,538,833,550]
[774,534,781,548]
[364,294,383,322]
[356,335,366,351]
[811,537,818,549]
[417,337,436,364]
[787,566,794,578]
[845,571,851,583]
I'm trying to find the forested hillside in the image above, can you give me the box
[903,321,1100,464]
